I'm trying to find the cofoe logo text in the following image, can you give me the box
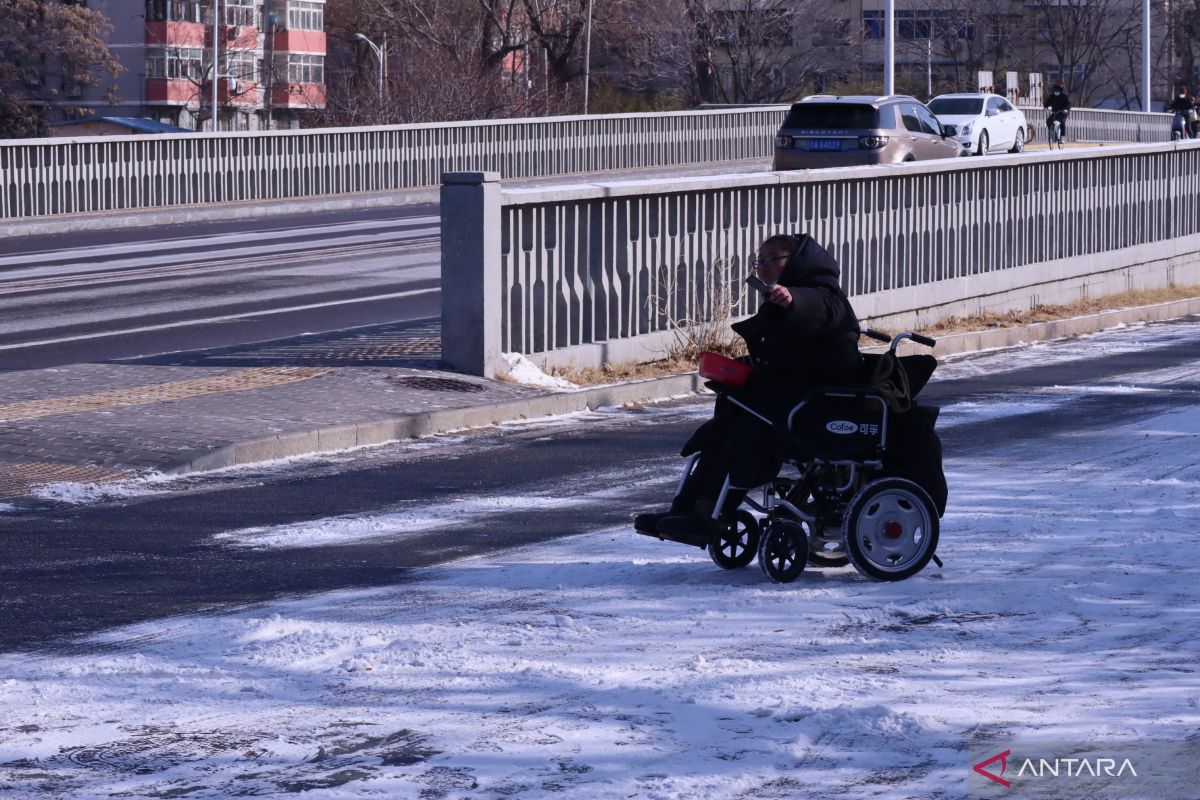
[826,420,858,435]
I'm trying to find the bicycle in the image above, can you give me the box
[1046,111,1067,149]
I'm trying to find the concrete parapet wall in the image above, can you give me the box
[442,140,1200,376]
[1,105,1170,220]
[0,107,787,219]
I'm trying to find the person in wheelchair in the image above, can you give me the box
[634,232,863,538]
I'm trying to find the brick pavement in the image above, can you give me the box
[0,319,550,499]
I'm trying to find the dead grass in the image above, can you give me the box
[552,354,700,386]
[915,284,1200,337]
[550,284,1200,387]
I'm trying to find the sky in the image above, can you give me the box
[1,320,1198,799]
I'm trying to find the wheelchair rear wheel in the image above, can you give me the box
[843,477,939,581]
[708,510,760,570]
[758,519,808,583]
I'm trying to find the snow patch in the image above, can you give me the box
[499,352,579,390]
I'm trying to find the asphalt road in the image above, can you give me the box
[1,319,1198,653]
[0,205,440,371]
[0,158,781,372]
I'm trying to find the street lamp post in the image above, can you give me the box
[355,33,384,102]
[1142,0,1151,112]
[884,0,895,95]
[582,0,593,114]
[211,0,220,131]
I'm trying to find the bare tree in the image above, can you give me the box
[689,0,849,104]
[891,1,1023,97]
[1027,0,1142,106]
[0,0,121,138]
[603,0,848,106]
[319,0,599,123]
[1168,0,1200,93]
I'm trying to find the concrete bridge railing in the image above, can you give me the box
[1019,106,1172,145]
[0,107,787,219]
[1,105,1171,220]
[441,140,1200,377]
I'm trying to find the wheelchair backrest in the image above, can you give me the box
[787,390,888,462]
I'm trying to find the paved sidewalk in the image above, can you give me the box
[0,318,703,500]
[2,298,1198,502]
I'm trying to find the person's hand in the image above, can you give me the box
[766,284,792,307]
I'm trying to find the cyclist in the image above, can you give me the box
[1044,83,1072,143]
[1167,85,1198,139]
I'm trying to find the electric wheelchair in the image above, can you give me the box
[642,329,946,584]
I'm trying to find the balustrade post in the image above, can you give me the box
[440,171,502,377]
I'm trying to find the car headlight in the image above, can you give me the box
[960,124,972,136]
[857,135,889,149]
[774,135,794,148]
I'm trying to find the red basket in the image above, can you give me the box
[698,351,753,389]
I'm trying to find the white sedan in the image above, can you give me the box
[928,93,1027,156]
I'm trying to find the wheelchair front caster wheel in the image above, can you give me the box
[708,510,760,570]
[757,519,808,583]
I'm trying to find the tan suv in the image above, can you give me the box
[772,95,963,169]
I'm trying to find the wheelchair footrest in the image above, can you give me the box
[633,527,709,550]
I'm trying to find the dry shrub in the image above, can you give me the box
[652,256,750,363]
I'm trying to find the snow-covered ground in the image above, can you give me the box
[2,321,1199,799]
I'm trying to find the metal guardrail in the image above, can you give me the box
[1,105,1171,219]
[0,107,787,219]
[442,140,1200,376]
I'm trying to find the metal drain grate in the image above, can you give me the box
[389,376,487,393]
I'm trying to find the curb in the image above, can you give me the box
[166,373,708,475]
[160,296,1200,479]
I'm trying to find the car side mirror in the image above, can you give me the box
[986,108,998,117]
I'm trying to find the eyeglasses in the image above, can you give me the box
[754,255,788,268]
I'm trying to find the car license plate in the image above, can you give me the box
[807,139,841,151]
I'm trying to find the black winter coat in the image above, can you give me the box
[731,234,862,401]
[1044,92,1071,113]
[679,235,861,468]
[1168,95,1197,113]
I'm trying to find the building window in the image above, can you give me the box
[1043,64,1087,86]
[284,1,324,31]
[864,9,972,42]
[146,0,205,23]
[225,0,257,27]
[227,50,258,82]
[863,10,883,40]
[146,46,206,79]
[275,53,324,83]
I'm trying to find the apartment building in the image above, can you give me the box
[59,0,325,131]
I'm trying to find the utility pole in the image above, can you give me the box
[582,0,593,114]
[212,0,220,131]
[1142,0,1152,111]
[926,37,932,100]
[884,0,895,95]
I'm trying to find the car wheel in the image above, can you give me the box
[976,130,989,155]
[1009,128,1024,153]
